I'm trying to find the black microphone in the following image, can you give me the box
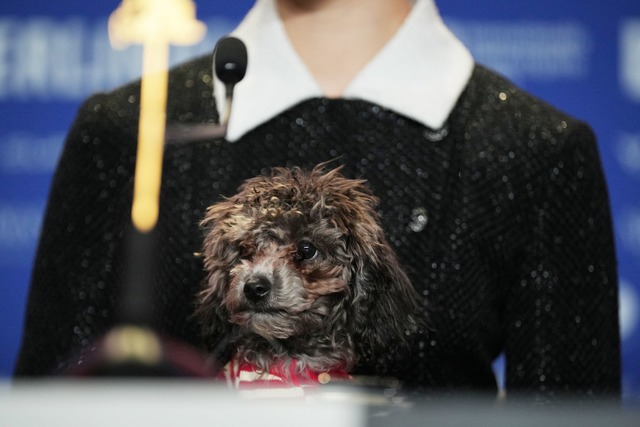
[165,36,248,141]
[214,35,248,128]
[214,36,248,86]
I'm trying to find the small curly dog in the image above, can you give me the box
[197,165,423,392]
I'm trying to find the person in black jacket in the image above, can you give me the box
[14,0,620,401]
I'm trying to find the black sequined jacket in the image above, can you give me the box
[14,55,620,398]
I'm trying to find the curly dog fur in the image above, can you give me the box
[197,165,423,378]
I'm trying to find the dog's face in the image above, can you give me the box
[198,166,422,371]
[217,200,353,341]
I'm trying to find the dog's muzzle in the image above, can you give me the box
[243,276,271,302]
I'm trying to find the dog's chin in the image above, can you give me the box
[231,310,303,340]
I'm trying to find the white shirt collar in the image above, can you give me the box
[215,0,474,141]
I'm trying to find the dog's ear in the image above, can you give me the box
[315,168,425,372]
[196,268,235,361]
[348,237,425,373]
[196,198,249,360]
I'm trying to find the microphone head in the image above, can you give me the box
[214,36,248,86]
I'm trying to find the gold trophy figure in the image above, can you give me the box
[109,0,206,232]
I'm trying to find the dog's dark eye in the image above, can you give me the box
[295,241,317,261]
[239,244,255,260]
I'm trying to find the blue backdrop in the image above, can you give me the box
[1,0,638,401]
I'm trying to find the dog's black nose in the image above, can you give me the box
[243,277,271,301]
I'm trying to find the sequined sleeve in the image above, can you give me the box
[13,93,137,376]
[503,122,620,398]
